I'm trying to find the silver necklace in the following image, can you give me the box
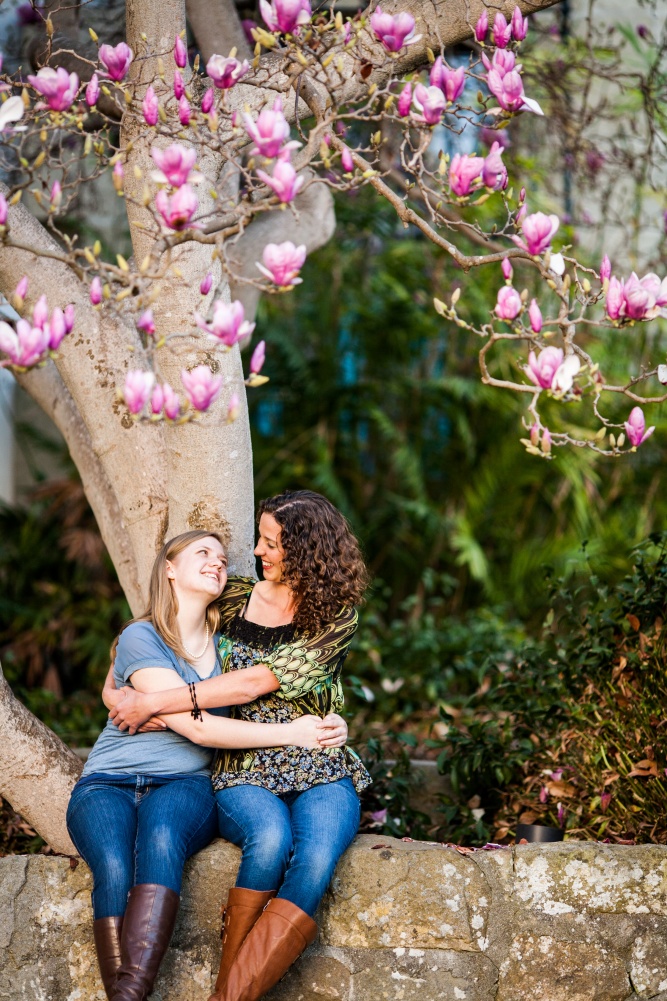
[182,622,209,660]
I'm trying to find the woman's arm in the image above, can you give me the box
[128,667,325,749]
[110,608,358,733]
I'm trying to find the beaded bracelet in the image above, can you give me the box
[189,681,203,722]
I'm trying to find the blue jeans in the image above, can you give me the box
[66,773,218,919]
[215,778,360,917]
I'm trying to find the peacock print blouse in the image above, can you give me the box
[210,576,371,796]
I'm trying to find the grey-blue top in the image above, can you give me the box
[81,621,229,778]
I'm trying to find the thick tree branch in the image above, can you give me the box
[187,0,252,65]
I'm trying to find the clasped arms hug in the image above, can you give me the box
[66,490,371,1001]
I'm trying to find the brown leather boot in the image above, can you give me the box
[93,916,123,999]
[208,887,277,1001]
[111,884,179,1001]
[216,897,317,1001]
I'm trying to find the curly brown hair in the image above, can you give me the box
[258,490,370,634]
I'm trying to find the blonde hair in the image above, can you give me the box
[111,530,224,665]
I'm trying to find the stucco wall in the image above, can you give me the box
[2,836,667,1000]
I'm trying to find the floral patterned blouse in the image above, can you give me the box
[210,577,371,796]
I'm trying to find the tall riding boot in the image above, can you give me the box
[111,884,180,1001]
[93,916,123,999]
[207,887,277,1001]
[217,897,317,1001]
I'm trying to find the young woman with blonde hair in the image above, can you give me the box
[67,529,346,1001]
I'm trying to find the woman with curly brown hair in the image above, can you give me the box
[109,490,371,1001]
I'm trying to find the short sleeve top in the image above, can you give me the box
[81,620,228,778]
[211,577,371,796]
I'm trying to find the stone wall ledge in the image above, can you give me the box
[2,835,667,1000]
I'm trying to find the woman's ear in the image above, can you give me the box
[166,560,175,580]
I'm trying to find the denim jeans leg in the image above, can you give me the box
[278,778,360,917]
[215,785,293,891]
[134,775,219,893]
[66,778,137,919]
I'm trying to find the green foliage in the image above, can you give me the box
[0,475,129,744]
[428,535,667,845]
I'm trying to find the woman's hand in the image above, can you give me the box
[109,688,155,733]
[316,713,348,748]
[286,715,327,749]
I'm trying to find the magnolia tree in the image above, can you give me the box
[0,0,666,853]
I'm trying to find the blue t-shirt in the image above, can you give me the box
[81,621,229,778]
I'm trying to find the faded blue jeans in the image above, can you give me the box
[66,773,218,919]
[215,778,360,917]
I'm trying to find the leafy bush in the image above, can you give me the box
[429,535,667,845]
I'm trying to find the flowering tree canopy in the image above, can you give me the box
[0,0,666,850]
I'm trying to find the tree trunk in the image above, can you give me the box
[0,663,81,855]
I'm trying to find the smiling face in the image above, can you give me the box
[254,512,286,583]
[166,535,228,600]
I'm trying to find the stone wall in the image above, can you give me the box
[2,836,667,1001]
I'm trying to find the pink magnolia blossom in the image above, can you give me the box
[600,254,611,283]
[341,146,354,173]
[492,12,512,47]
[85,73,100,107]
[142,86,158,126]
[256,158,304,203]
[514,212,560,255]
[525,346,563,388]
[370,7,419,51]
[32,295,48,329]
[495,285,522,320]
[557,803,566,827]
[605,276,624,319]
[449,153,484,196]
[150,383,165,416]
[112,160,124,193]
[47,307,67,350]
[429,57,465,103]
[481,141,507,190]
[28,67,79,112]
[137,309,156,336]
[201,88,215,114]
[151,145,198,187]
[501,258,513,282]
[244,99,294,159]
[412,83,446,126]
[206,54,250,90]
[474,9,488,42]
[260,0,312,34]
[539,785,549,804]
[256,241,306,286]
[370,808,388,825]
[481,48,517,78]
[49,180,62,211]
[625,406,655,447]
[226,392,240,423]
[181,365,223,411]
[90,277,102,306]
[174,34,188,69]
[551,354,580,394]
[250,339,266,373]
[15,276,28,301]
[0,193,7,227]
[528,298,542,333]
[173,69,185,100]
[178,96,191,126]
[99,42,134,82]
[123,370,155,414]
[0,319,50,367]
[195,299,255,346]
[487,68,543,115]
[511,6,528,40]
[162,383,181,420]
[155,185,198,229]
[200,273,213,296]
[64,304,75,334]
[397,82,412,117]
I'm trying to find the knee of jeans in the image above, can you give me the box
[149,824,187,859]
[244,821,292,867]
[93,852,131,891]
